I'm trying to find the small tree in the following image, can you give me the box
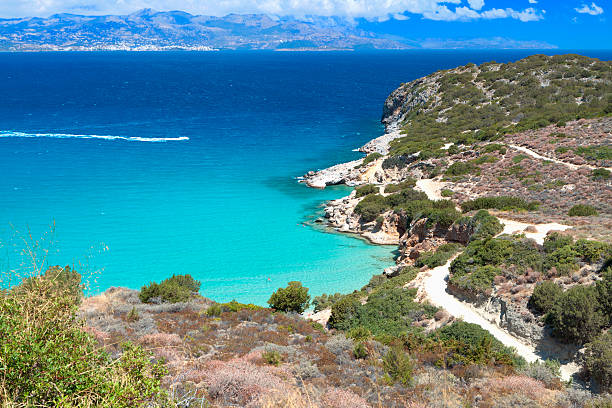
[548,285,607,344]
[584,332,612,393]
[528,281,563,315]
[267,281,310,313]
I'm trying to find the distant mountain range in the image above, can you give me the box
[0,9,410,51]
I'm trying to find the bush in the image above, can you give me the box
[347,326,371,341]
[445,161,478,176]
[0,272,171,407]
[415,243,463,268]
[592,168,611,181]
[354,184,378,198]
[460,196,539,212]
[206,300,264,316]
[596,268,612,325]
[267,281,310,313]
[353,342,368,359]
[528,281,563,315]
[354,194,389,222]
[360,152,383,166]
[262,350,283,366]
[568,204,599,217]
[436,321,523,367]
[139,274,201,304]
[312,292,343,312]
[383,348,414,385]
[441,189,454,197]
[384,179,416,193]
[543,232,574,253]
[547,285,607,344]
[521,360,561,387]
[328,295,362,330]
[584,332,612,393]
[463,210,503,241]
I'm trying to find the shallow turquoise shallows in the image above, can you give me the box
[1,50,608,304]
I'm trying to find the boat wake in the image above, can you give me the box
[0,131,189,142]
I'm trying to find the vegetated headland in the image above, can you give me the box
[1,53,611,408]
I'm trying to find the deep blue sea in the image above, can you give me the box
[1,50,610,304]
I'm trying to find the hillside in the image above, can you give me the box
[0,9,408,51]
[1,54,611,407]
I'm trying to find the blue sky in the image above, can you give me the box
[0,0,609,49]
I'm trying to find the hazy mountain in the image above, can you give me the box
[0,9,410,51]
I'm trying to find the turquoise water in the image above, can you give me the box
[1,51,608,304]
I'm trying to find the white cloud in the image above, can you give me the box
[424,5,543,21]
[467,0,485,10]
[528,0,537,3]
[575,2,604,15]
[0,0,545,22]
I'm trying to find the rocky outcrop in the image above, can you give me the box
[381,76,439,126]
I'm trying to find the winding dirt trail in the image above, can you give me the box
[415,178,577,380]
[509,144,612,172]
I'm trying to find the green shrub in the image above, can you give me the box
[596,268,612,325]
[263,350,283,366]
[592,168,611,181]
[312,292,343,312]
[460,196,539,212]
[461,210,503,241]
[547,285,607,344]
[528,281,563,315]
[482,143,507,154]
[383,348,414,385]
[384,179,416,193]
[415,243,463,268]
[435,321,523,367]
[328,295,361,330]
[543,232,574,253]
[267,281,310,313]
[127,306,140,322]
[347,326,372,341]
[353,342,369,359]
[139,274,201,304]
[440,189,454,197]
[445,161,479,176]
[0,273,171,407]
[584,332,612,393]
[355,184,378,198]
[575,145,612,161]
[573,239,612,263]
[512,154,529,163]
[354,194,389,222]
[360,152,383,167]
[206,300,264,316]
[568,204,599,217]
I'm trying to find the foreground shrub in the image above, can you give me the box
[584,332,612,393]
[528,281,563,315]
[520,360,561,388]
[312,292,343,312]
[360,152,383,166]
[436,321,523,367]
[139,274,201,304]
[460,196,539,213]
[592,168,611,181]
[207,300,264,316]
[568,204,599,217]
[383,348,414,385]
[328,295,361,330]
[384,179,416,193]
[267,281,310,313]
[547,285,607,344]
[415,243,463,268]
[354,194,389,222]
[0,273,171,407]
[354,184,378,198]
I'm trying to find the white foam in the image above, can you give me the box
[0,131,189,143]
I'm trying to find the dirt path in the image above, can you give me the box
[415,178,577,380]
[509,144,612,172]
[422,259,576,381]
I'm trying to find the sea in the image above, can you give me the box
[0,50,609,304]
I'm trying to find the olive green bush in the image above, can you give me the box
[584,332,612,393]
[460,196,539,213]
[0,271,171,407]
[528,281,563,315]
[139,274,201,304]
[267,281,310,313]
[568,204,599,217]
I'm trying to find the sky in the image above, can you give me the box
[0,0,609,49]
